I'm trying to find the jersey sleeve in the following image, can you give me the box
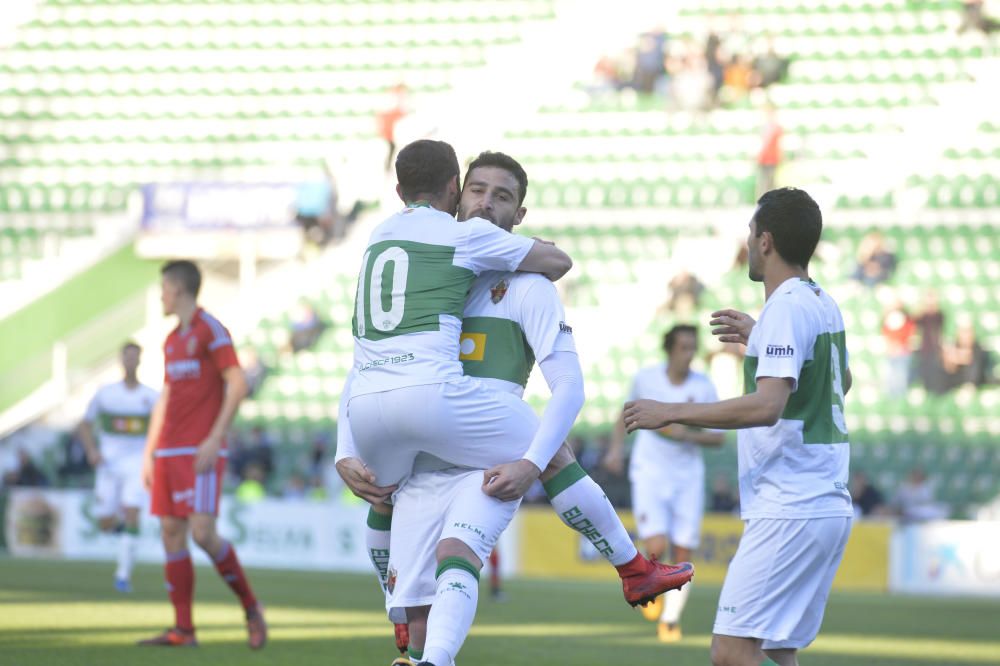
[205,320,240,371]
[84,390,101,423]
[753,298,813,392]
[459,218,535,274]
[517,277,577,363]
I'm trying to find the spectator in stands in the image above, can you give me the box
[915,290,948,394]
[721,53,753,105]
[670,54,714,113]
[958,0,1000,34]
[850,471,888,518]
[942,317,993,389]
[852,231,897,286]
[755,104,783,197]
[56,433,91,486]
[376,83,409,173]
[4,449,50,487]
[704,32,725,106]
[709,474,739,514]
[750,38,790,88]
[893,467,949,522]
[283,471,309,500]
[235,462,268,503]
[236,426,274,483]
[288,301,326,353]
[633,31,666,94]
[309,430,330,478]
[881,297,917,398]
[239,347,268,399]
[295,161,343,247]
[661,269,705,316]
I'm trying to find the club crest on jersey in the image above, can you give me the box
[387,566,398,594]
[490,279,508,304]
[186,336,198,356]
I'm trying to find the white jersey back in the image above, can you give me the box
[739,277,853,519]
[628,364,719,482]
[84,380,159,460]
[458,270,577,397]
[349,205,534,398]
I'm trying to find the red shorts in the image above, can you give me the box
[150,448,227,517]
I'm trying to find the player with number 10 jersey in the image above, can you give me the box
[344,140,572,490]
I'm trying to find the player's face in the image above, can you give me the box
[458,166,526,232]
[121,346,140,374]
[747,214,765,282]
[160,276,181,315]
[667,332,697,372]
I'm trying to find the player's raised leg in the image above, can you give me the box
[540,444,693,607]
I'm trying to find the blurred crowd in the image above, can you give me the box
[589,25,789,111]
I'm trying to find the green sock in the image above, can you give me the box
[409,647,423,661]
[761,659,779,665]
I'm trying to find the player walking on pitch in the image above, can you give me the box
[605,324,724,643]
[138,260,266,649]
[338,151,694,666]
[624,188,853,666]
[78,341,158,593]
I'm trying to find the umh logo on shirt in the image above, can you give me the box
[765,344,794,358]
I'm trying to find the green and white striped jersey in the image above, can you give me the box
[739,277,853,519]
[350,205,534,398]
[84,380,159,460]
[458,270,577,397]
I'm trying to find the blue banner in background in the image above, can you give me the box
[141,183,302,231]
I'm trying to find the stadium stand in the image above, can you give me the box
[2,0,997,519]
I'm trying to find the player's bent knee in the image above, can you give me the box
[435,538,483,572]
[539,443,576,483]
[710,635,745,666]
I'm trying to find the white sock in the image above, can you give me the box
[115,531,137,581]
[422,562,479,666]
[660,582,691,625]
[544,463,638,566]
[365,508,392,594]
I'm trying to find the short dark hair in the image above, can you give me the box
[753,187,822,269]
[463,151,529,205]
[161,260,201,298]
[121,341,141,353]
[663,324,698,354]
[395,139,460,202]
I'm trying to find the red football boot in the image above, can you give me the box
[616,554,694,608]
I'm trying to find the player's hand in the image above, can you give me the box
[623,399,676,434]
[336,457,397,506]
[194,434,222,474]
[86,449,103,467]
[601,451,625,476]
[710,309,756,345]
[142,453,154,491]
[482,459,542,502]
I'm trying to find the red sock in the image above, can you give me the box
[614,552,651,578]
[489,549,501,593]
[213,540,258,611]
[165,550,195,631]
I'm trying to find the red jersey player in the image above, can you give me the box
[139,260,266,649]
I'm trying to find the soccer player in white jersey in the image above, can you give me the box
[605,323,724,643]
[338,151,694,666]
[624,188,853,666]
[77,341,159,592]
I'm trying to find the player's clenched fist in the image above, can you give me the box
[709,309,755,346]
[482,459,542,502]
[336,457,396,506]
[623,399,678,434]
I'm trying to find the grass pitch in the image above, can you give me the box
[1,557,998,666]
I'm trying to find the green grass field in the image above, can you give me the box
[1,557,998,666]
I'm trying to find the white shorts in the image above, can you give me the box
[713,516,852,650]
[385,468,520,617]
[348,376,539,487]
[630,471,704,548]
[94,453,145,518]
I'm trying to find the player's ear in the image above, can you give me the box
[513,206,527,227]
[395,183,404,203]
